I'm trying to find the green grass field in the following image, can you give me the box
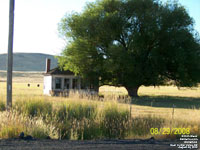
[0,71,200,140]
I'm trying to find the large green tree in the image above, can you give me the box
[58,0,200,97]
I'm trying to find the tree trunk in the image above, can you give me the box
[94,86,99,93]
[93,79,99,93]
[126,86,139,97]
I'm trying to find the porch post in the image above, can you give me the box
[69,78,73,89]
[78,78,81,89]
[61,78,64,90]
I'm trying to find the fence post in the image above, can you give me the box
[172,104,175,120]
[130,104,132,120]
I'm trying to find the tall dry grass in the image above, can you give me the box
[0,97,132,140]
[0,73,200,140]
[0,96,199,140]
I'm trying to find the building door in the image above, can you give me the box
[64,78,70,89]
[72,78,78,89]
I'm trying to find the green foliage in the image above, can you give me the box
[0,98,200,140]
[58,0,200,97]
[54,105,68,122]
[52,103,97,121]
[131,116,165,136]
[81,121,101,140]
[31,127,49,139]
[0,111,26,139]
[14,100,52,118]
[100,104,130,139]
[65,103,97,120]
[50,105,71,139]
[0,126,23,138]
[0,100,5,111]
[51,103,98,139]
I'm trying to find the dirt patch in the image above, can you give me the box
[0,139,198,150]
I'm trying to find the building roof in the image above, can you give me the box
[44,67,75,76]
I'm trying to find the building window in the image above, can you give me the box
[72,78,78,89]
[64,78,70,89]
[55,78,62,89]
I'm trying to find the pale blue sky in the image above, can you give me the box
[0,0,199,55]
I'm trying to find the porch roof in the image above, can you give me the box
[44,67,74,76]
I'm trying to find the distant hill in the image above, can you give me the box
[0,53,58,71]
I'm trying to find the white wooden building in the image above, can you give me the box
[43,59,81,96]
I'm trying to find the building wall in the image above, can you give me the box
[52,75,81,90]
[43,74,81,96]
[43,75,52,95]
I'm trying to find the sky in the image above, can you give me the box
[0,0,199,55]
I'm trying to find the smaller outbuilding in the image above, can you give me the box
[43,59,82,96]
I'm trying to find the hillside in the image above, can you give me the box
[0,53,58,71]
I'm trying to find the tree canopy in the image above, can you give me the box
[58,0,200,97]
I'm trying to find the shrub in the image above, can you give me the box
[31,127,49,139]
[0,110,55,139]
[51,105,71,139]
[81,120,101,140]
[51,103,98,139]
[0,125,23,138]
[55,105,67,122]
[0,111,26,138]
[66,102,97,121]
[131,116,165,136]
[100,104,130,139]
[14,100,52,118]
[0,100,5,111]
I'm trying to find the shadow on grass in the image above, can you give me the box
[131,96,200,109]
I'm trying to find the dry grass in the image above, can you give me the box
[100,85,200,98]
[0,72,200,139]
[0,70,43,83]
[1,71,200,97]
